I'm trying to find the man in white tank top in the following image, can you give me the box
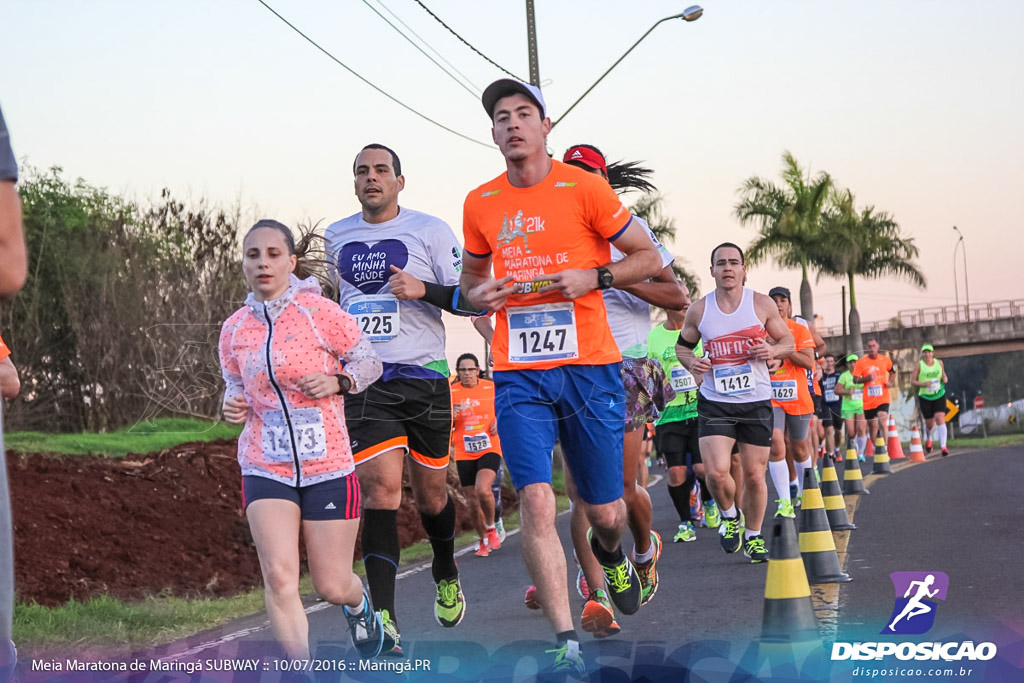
[674,243,794,563]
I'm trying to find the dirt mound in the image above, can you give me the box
[7,440,517,607]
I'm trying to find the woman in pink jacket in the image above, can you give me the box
[219,220,384,662]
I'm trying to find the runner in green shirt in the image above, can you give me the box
[910,343,949,456]
[834,353,869,461]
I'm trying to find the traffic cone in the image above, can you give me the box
[819,454,856,531]
[887,414,906,460]
[762,516,820,643]
[908,424,926,463]
[842,441,870,495]
[871,436,892,474]
[864,436,874,459]
[799,469,852,584]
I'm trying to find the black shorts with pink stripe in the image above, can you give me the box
[242,472,361,521]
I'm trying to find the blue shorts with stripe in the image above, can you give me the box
[242,472,361,521]
[494,363,625,505]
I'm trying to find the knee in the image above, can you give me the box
[416,489,448,516]
[360,479,402,509]
[587,499,625,532]
[667,466,687,486]
[262,562,300,599]
[313,573,358,605]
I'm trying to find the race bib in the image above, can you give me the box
[928,379,941,393]
[261,408,327,463]
[463,433,492,454]
[347,294,400,343]
[507,303,579,364]
[825,388,839,403]
[771,379,798,402]
[867,384,884,398]
[713,364,755,396]
[670,366,696,393]
[851,388,863,403]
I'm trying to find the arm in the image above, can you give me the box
[388,266,485,316]
[472,315,494,344]
[0,108,27,299]
[940,360,948,384]
[788,347,816,371]
[754,294,794,361]
[807,319,826,358]
[0,357,19,399]
[674,299,711,376]
[461,252,515,312]
[617,266,685,309]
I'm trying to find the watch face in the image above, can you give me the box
[599,269,613,289]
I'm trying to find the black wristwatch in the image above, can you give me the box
[335,374,353,394]
[595,267,614,290]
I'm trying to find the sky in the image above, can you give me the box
[2,0,1023,362]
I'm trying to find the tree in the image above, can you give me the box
[816,188,926,353]
[628,193,699,296]
[734,151,832,319]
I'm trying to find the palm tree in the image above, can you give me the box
[628,193,700,296]
[816,189,926,353]
[734,151,832,319]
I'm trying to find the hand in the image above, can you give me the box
[222,394,249,424]
[535,269,598,300]
[468,276,515,311]
[298,372,342,399]
[388,266,426,300]
[747,339,773,361]
[767,359,782,372]
[452,401,466,415]
[691,355,713,375]
[488,420,498,436]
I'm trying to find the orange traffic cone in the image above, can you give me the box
[887,414,906,460]
[908,424,926,463]
[863,436,875,459]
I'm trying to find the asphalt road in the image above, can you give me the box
[124,447,1024,682]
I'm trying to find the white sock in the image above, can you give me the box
[768,461,791,501]
[938,424,948,448]
[928,426,936,441]
[722,503,738,519]
[794,459,811,496]
[744,528,760,540]
[346,595,367,616]
[633,543,654,564]
[856,435,867,456]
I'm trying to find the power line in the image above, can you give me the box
[412,0,526,82]
[376,0,481,92]
[255,0,494,149]
[360,0,479,98]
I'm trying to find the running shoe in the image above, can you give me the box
[636,530,662,606]
[704,500,722,529]
[543,640,585,678]
[343,588,384,659]
[474,538,490,557]
[941,447,949,457]
[575,569,591,601]
[743,535,768,563]
[834,449,843,462]
[775,498,796,519]
[495,518,506,543]
[486,526,502,551]
[378,609,403,657]
[434,576,466,627]
[524,585,541,610]
[926,440,933,454]
[580,589,621,638]
[790,483,801,507]
[858,454,865,462]
[673,521,696,543]
[719,515,744,554]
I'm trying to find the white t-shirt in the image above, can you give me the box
[602,217,674,358]
[324,207,462,368]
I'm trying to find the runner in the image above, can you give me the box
[854,338,896,449]
[911,344,949,456]
[648,282,720,543]
[450,352,504,556]
[675,243,794,563]
[461,79,664,675]
[0,335,18,401]
[819,353,844,460]
[325,144,478,656]
[219,220,385,661]
[766,287,817,518]
[835,354,869,460]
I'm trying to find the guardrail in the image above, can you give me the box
[820,299,1024,338]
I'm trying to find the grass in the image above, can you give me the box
[948,432,1024,450]
[5,417,242,457]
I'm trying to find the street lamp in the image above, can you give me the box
[551,6,704,127]
[953,225,970,321]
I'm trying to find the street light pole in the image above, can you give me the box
[952,230,961,315]
[953,225,970,321]
[525,0,540,86]
[551,6,703,128]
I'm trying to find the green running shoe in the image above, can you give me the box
[434,576,466,627]
[703,500,721,529]
[543,639,585,678]
[718,516,743,554]
[743,534,768,563]
[636,530,662,606]
[673,521,696,543]
[378,609,403,657]
[775,498,796,519]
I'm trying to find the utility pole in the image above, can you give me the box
[841,285,848,355]
[526,0,540,85]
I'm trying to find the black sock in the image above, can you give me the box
[667,482,692,522]
[589,532,625,566]
[420,495,458,583]
[361,508,400,621]
[556,630,579,644]
[699,477,713,503]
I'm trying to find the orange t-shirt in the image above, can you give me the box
[462,161,632,371]
[854,354,894,409]
[0,334,10,362]
[450,379,502,461]
[770,319,816,415]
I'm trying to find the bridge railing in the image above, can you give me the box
[820,299,1024,338]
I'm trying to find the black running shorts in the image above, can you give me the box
[918,395,947,420]
[456,452,502,487]
[697,396,773,447]
[655,418,701,468]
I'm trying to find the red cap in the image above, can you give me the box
[563,146,607,175]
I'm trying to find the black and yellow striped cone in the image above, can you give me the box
[799,469,852,584]
[871,436,892,474]
[842,442,870,495]
[762,516,820,643]
[820,454,856,531]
